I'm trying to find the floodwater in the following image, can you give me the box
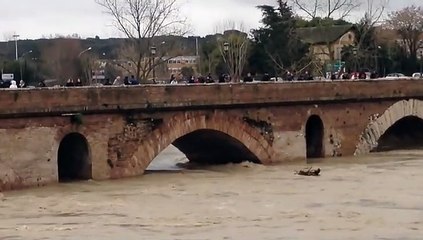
[1,146,423,240]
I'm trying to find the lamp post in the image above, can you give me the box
[78,47,92,84]
[223,41,229,70]
[78,47,92,57]
[375,45,381,75]
[420,50,423,79]
[193,36,200,74]
[19,50,32,81]
[150,46,157,82]
[13,34,20,61]
[352,47,358,73]
[223,42,229,53]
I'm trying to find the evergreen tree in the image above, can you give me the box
[250,0,308,76]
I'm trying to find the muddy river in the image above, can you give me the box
[1,147,423,239]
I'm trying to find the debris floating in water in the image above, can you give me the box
[295,167,321,176]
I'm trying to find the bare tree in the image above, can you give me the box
[356,0,388,50]
[216,22,250,82]
[80,53,101,85]
[386,5,423,58]
[40,39,83,83]
[291,0,361,19]
[115,38,185,81]
[96,0,188,82]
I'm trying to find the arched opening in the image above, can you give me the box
[147,145,188,171]
[306,115,324,159]
[147,129,260,171]
[373,116,423,152]
[58,133,91,182]
[174,129,261,165]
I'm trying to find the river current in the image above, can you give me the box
[1,146,423,239]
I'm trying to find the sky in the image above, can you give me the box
[0,0,421,40]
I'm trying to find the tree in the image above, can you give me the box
[115,38,184,82]
[181,66,194,77]
[291,0,361,20]
[251,0,308,75]
[387,5,423,59]
[356,0,388,49]
[296,16,350,27]
[350,0,388,72]
[199,36,221,76]
[96,0,188,82]
[80,52,100,85]
[40,39,83,83]
[216,23,250,82]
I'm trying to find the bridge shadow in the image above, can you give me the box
[58,133,92,183]
[146,129,261,172]
[306,115,324,162]
[372,116,423,152]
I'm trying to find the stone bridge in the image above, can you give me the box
[0,79,422,190]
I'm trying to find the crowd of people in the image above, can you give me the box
[111,75,140,85]
[0,70,383,89]
[65,78,84,87]
[0,80,28,89]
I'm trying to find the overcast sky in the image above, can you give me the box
[0,0,421,40]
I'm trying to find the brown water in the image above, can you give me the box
[1,147,423,239]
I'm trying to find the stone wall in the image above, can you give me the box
[0,79,421,117]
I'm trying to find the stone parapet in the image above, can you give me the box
[0,79,420,117]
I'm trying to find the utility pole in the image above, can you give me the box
[13,34,20,61]
[195,36,201,74]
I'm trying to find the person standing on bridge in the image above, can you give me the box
[129,75,140,85]
[19,80,26,88]
[124,76,130,85]
[113,76,123,85]
[38,80,46,88]
[9,80,18,89]
[75,78,83,87]
[243,73,253,83]
[65,79,74,87]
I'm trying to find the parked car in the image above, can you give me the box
[385,73,407,79]
[0,80,11,88]
[412,72,422,78]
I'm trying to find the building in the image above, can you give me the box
[166,56,199,76]
[297,25,356,62]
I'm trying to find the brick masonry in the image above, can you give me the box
[0,80,421,191]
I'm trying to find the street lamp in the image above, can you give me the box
[223,42,229,53]
[375,45,381,75]
[78,47,92,57]
[19,50,32,81]
[150,46,157,82]
[352,47,358,73]
[222,42,230,79]
[420,50,423,79]
[13,34,20,61]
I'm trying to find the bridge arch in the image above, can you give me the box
[355,99,423,155]
[57,132,92,182]
[305,115,325,159]
[131,113,275,173]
